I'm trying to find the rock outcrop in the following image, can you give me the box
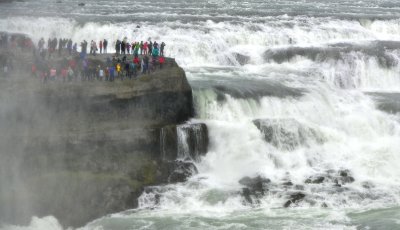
[0,35,208,228]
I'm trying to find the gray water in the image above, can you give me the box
[1,0,400,229]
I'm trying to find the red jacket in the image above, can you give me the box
[133,57,140,65]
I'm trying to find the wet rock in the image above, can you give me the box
[321,202,328,208]
[362,181,374,189]
[282,181,293,186]
[233,53,250,65]
[159,125,178,161]
[253,118,324,151]
[239,176,270,204]
[339,169,349,177]
[333,180,342,187]
[305,176,325,184]
[160,123,209,162]
[284,192,306,207]
[242,188,253,204]
[239,176,270,196]
[78,2,85,6]
[167,160,198,183]
[294,185,304,190]
[337,170,355,185]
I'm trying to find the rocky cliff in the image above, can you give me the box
[0,38,208,227]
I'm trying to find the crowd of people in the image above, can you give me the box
[0,33,35,77]
[0,33,170,82]
[34,37,167,83]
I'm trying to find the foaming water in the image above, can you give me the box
[1,0,400,229]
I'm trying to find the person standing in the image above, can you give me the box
[109,65,115,81]
[148,41,153,56]
[159,56,165,69]
[115,40,121,55]
[103,39,108,53]
[143,41,148,55]
[99,40,103,54]
[160,42,166,56]
[3,64,8,78]
[143,55,149,74]
[67,39,73,55]
[121,40,126,55]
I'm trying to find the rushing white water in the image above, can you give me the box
[2,0,400,229]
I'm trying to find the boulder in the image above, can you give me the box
[305,176,325,184]
[167,160,198,183]
[239,176,270,196]
[233,53,250,65]
[283,192,306,207]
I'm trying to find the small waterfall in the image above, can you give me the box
[253,118,324,151]
[177,124,208,161]
[160,123,209,162]
[176,126,191,160]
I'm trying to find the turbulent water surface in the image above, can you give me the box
[1,0,400,229]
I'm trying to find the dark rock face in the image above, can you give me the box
[167,160,198,183]
[253,118,324,150]
[0,41,203,228]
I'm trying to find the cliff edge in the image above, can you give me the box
[0,36,208,228]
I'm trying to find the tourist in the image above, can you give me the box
[98,65,104,80]
[133,55,140,66]
[148,41,153,56]
[160,42,166,56]
[50,67,57,80]
[58,38,62,56]
[3,64,8,78]
[121,40,126,55]
[126,42,131,54]
[124,61,129,79]
[140,41,144,55]
[67,39,73,55]
[116,62,121,79]
[134,42,140,56]
[159,56,165,69]
[67,66,74,81]
[109,65,115,81]
[143,55,149,74]
[105,66,109,81]
[152,45,159,58]
[99,40,103,54]
[61,67,68,82]
[103,39,108,53]
[143,41,148,55]
[38,38,45,53]
[115,40,121,55]
[31,63,37,77]
[73,43,77,54]
[129,61,137,78]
